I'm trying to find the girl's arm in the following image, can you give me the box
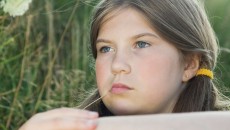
[97,112,230,130]
[19,108,98,130]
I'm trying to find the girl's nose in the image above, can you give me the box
[111,51,131,75]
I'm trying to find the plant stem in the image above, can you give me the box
[6,15,33,128]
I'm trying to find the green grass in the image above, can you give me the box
[205,0,230,90]
[0,0,230,129]
[0,0,98,129]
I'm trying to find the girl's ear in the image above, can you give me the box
[182,54,200,82]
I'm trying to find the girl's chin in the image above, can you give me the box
[103,98,142,115]
[106,102,156,115]
[107,104,141,115]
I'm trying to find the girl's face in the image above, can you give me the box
[95,8,186,115]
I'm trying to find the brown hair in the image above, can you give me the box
[80,0,229,116]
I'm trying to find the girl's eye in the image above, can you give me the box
[135,41,151,48]
[99,46,113,53]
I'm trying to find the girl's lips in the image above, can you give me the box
[110,83,132,94]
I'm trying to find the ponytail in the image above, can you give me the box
[173,76,217,112]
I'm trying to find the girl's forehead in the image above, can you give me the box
[99,7,128,27]
[99,7,156,33]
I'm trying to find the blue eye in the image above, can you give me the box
[100,46,112,53]
[136,41,150,48]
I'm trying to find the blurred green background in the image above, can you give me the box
[0,0,230,129]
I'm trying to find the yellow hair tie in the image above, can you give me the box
[196,68,213,79]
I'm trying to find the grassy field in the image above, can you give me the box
[0,0,230,129]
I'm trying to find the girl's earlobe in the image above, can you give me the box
[182,54,200,82]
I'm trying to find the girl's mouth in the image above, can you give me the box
[110,83,133,94]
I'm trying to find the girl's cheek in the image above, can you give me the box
[96,61,107,82]
[96,55,112,74]
[96,64,109,97]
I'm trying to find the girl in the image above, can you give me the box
[19,0,230,130]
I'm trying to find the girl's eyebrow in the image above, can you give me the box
[133,32,160,39]
[96,39,113,44]
[96,32,160,44]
